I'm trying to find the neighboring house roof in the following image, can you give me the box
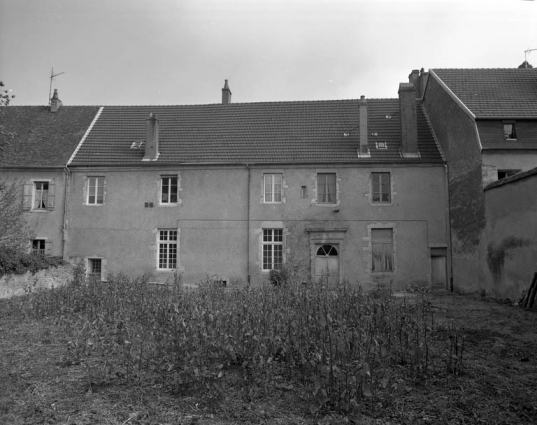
[0,106,100,167]
[485,166,537,191]
[430,68,537,119]
[70,99,443,166]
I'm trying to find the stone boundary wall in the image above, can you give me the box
[0,264,74,299]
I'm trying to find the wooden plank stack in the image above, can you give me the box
[519,272,537,309]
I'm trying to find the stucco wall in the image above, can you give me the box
[0,264,74,299]
[1,169,66,258]
[482,151,537,186]
[483,174,537,299]
[423,75,485,292]
[67,164,448,290]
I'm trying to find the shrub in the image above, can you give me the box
[0,246,65,277]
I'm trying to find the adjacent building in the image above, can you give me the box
[421,67,537,297]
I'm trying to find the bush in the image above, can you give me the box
[0,246,65,277]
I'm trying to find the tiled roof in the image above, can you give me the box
[70,99,443,166]
[430,68,537,119]
[0,106,100,167]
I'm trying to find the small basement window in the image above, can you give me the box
[497,169,520,180]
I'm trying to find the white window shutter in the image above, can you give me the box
[45,240,53,256]
[47,179,55,210]
[22,182,33,211]
[102,177,107,204]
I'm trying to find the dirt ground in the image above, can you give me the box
[1,291,536,424]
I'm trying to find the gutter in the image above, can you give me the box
[246,163,251,285]
[62,166,71,260]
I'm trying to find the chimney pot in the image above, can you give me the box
[50,89,63,113]
[222,79,232,104]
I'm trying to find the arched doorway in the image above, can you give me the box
[314,244,339,286]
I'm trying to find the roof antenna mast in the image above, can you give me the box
[524,48,537,67]
[48,67,65,104]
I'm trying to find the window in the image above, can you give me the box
[32,239,46,255]
[88,259,102,281]
[22,180,55,212]
[158,230,178,269]
[34,182,49,210]
[264,174,282,203]
[371,229,394,272]
[371,172,391,203]
[503,123,517,140]
[497,169,520,180]
[160,176,178,204]
[87,177,105,205]
[262,229,283,270]
[317,173,337,204]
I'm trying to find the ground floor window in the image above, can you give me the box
[159,229,178,269]
[32,239,46,255]
[262,228,283,270]
[371,228,393,272]
[88,258,102,281]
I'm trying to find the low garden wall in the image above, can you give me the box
[0,264,74,299]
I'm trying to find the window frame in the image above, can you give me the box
[263,173,283,204]
[371,228,394,273]
[316,172,337,205]
[371,172,392,204]
[86,176,105,205]
[262,228,284,271]
[33,181,49,210]
[88,258,102,281]
[503,122,517,140]
[160,175,179,206]
[31,239,46,255]
[497,169,520,180]
[158,229,178,270]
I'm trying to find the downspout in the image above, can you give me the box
[444,164,454,292]
[62,166,71,261]
[246,164,251,285]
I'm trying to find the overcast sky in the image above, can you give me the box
[1,0,536,106]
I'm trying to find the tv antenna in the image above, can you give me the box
[48,67,65,104]
[524,48,537,64]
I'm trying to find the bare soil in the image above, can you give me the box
[1,291,536,424]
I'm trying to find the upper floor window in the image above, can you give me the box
[262,228,283,271]
[503,123,517,140]
[317,173,337,204]
[160,176,178,204]
[158,229,178,270]
[371,172,391,203]
[34,182,49,210]
[264,174,282,203]
[87,177,105,205]
[23,180,55,212]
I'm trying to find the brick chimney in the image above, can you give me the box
[143,113,159,161]
[359,95,369,155]
[221,79,232,104]
[50,89,63,113]
[398,83,419,158]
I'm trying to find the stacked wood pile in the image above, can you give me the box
[519,272,537,309]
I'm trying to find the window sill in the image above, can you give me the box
[85,204,105,207]
[158,203,180,207]
[29,209,50,213]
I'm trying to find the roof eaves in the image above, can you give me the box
[67,106,103,165]
[429,69,476,121]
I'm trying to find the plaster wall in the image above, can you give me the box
[483,174,537,299]
[1,169,66,257]
[67,164,447,289]
[423,75,485,292]
[0,264,74,299]
[482,151,537,186]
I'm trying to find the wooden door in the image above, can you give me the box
[431,256,447,290]
[314,244,339,286]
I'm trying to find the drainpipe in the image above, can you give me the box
[62,166,71,261]
[246,164,251,285]
[444,164,454,292]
